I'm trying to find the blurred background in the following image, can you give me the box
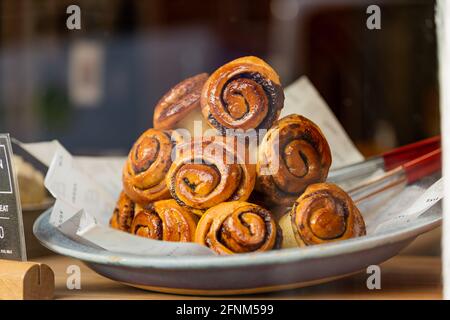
[0,0,442,259]
[0,0,440,156]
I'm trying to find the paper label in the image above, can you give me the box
[45,145,117,226]
[75,156,124,199]
[373,178,443,233]
[0,134,27,261]
[19,140,63,168]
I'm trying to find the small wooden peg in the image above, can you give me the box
[0,259,54,300]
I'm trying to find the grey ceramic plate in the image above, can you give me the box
[34,207,441,295]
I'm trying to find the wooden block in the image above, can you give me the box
[0,259,54,300]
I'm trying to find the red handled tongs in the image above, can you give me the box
[328,136,441,185]
[348,148,441,204]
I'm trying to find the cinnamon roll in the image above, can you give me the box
[110,191,135,232]
[153,73,211,136]
[130,199,198,242]
[123,128,182,205]
[195,201,282,254]
[281,183,366,248]
[257,114,332,207]
[166,137,256,214]
[201,56,284,134]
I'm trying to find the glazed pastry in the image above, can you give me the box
[166,137,256,214]
[123,128,182,205]
[201,56,284,134]
[110,191,135,232]
[195,201,282,254]
[280,183,366,248]
[153,73,211,136]
[130,199,197,242]
[257,114,332,207]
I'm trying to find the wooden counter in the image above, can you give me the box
[33,255,442,300]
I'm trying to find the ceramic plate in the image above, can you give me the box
[33,204,442,296]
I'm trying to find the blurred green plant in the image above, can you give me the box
[34,87,71,132]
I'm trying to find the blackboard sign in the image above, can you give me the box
[0,134,27,261]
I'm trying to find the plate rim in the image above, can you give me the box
[33,208,442,270]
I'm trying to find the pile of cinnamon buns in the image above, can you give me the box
[110,56,366,255]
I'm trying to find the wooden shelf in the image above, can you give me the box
[32,254,442,300]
